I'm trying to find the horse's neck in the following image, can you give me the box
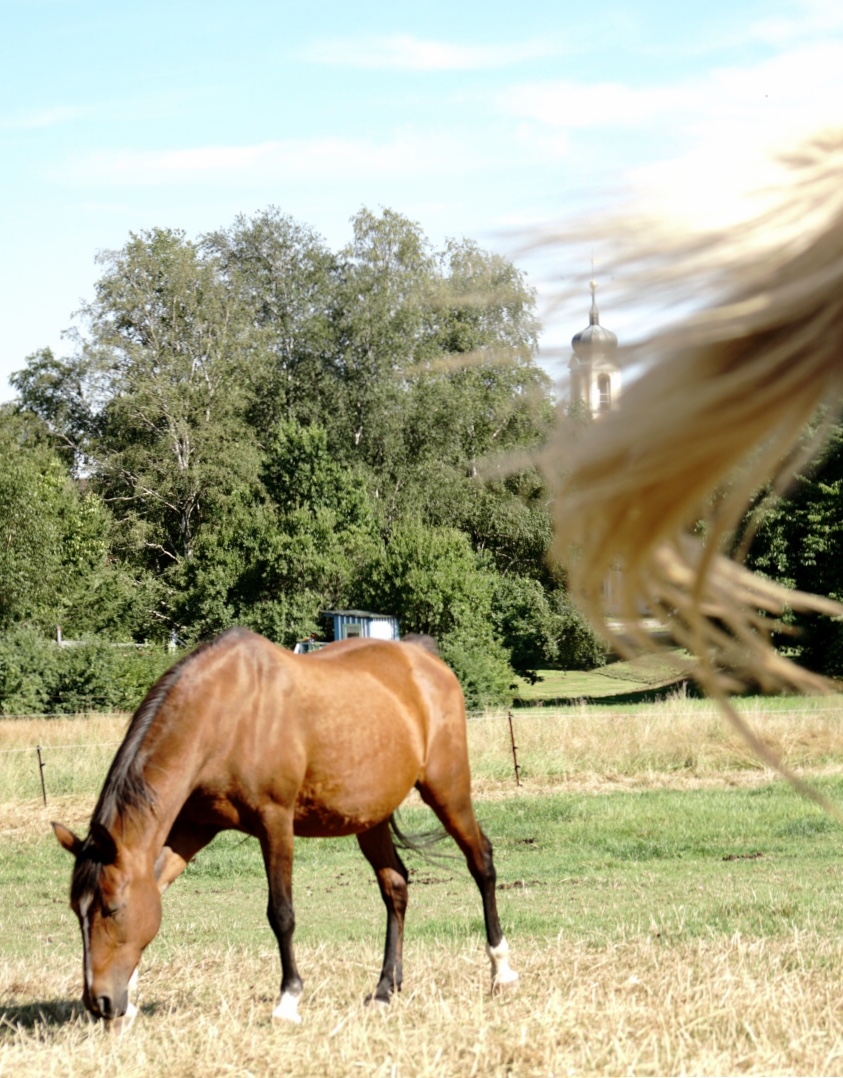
[117,708,206,854]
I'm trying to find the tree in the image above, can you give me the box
[0,409,154,638]
[203,209,340,435]
[0,416,71,630]
[330,208,436,469]
[79,228,264,580]
[8,207,566,674]
[9,348,93,475]
[174,421,378,645]
[747,421,843,676]
[354,519,514,706]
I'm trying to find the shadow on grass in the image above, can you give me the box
[512,678,695,708]
[0,998,86,1032]
[0,999,161,1035]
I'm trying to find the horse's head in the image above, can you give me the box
[53,820,162,1022]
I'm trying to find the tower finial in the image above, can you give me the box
[589,277,600,327]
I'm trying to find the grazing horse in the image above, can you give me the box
[52,628,517,1027]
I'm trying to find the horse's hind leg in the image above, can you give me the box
[257,808,304,1023]
[357,821,409,1004]
[416,778,518,990]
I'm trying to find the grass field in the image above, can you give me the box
[511,651,691,705]
[5,698,843,1076]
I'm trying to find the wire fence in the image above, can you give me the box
[1,739,123,804]
[5,701,843,807]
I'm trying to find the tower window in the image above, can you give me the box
[597,374,612,412]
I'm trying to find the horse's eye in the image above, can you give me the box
[102,904,124,919]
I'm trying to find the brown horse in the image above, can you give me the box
[52,628,517,1027]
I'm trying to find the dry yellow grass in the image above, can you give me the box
[6,701,843,1076]
[0,714,127,803]
[6,698,843,808]
[4,934,843,1077]
[470,697,843,789]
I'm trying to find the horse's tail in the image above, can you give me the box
[388,811,454,867]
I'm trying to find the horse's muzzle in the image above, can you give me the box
[86,987,129,1021]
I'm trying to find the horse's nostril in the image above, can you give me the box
[95,995,114,1019]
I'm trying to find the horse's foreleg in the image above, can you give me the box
[417,784,518,990]
[357,821,409,1004]
[156,820,220,894]
[258,811,303,1023]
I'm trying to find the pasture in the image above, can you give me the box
[4,698,843,1076]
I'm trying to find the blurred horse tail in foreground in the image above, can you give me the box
[538,130,843,791]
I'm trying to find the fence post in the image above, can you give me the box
[36,745,47,805]
[507,711,521,786]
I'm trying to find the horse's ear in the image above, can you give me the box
[89,821,119,865]
[52,822,83,857]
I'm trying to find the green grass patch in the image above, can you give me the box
[12,778,843,970]
[512,652,689,704]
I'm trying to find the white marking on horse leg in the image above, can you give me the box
[272,990,303,1024]
[109,1001,138,1035]
[487,936,519,990]
[127,965,139,1018]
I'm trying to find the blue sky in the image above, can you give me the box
[2,0,842,400]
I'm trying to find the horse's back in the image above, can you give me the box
[189,630,467,836]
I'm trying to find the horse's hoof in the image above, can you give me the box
[492,968,520,994]
[364,995,391,1011]
[272,992,303,1025]
[487,937,518,993]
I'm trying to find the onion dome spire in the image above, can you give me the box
[571,279,618,359]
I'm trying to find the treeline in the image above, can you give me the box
[1,207,605,712]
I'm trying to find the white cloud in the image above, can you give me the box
[502,40,843,138]
[55,130,488,187]
[501,81,685,129]
[499,39,843,230]
[0,104,87,130]
[301,33,563,71]
[749,0,843,44]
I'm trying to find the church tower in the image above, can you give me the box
[569,280,620,416]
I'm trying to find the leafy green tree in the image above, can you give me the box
[79,228,264,576]
[492,574,561,679]
[175,421,378,645]
[331,208,436,469]
[354,519,514,705]
[0,418,68,629]
[203,209,340,435]
[748,422,843,676]
[8,207,568,683]
[9,348,93,474]
[0,410,156,639]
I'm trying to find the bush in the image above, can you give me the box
[492,575,561,679]
[0,626,60,715]
[49,640,176,713]
[0,627,177,715]
[555,596,608,670]
[356,521,517,707]
[439,630,514,711]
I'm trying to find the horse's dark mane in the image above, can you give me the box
[90,629,248,831]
